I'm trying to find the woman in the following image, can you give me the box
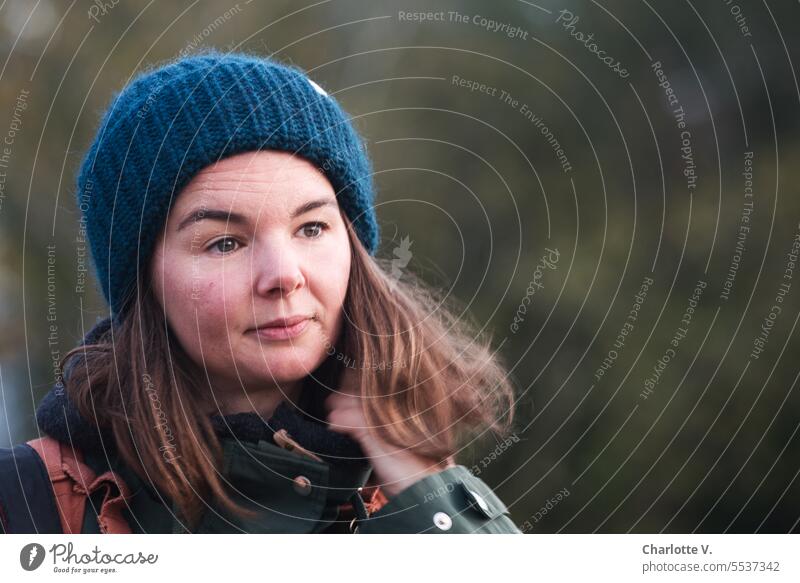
[0,51,519,534]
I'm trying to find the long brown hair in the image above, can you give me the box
[60,209,515,530]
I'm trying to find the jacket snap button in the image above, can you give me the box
[293,475,312,496]
[433,511,452,531]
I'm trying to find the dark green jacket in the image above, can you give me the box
[76,433,520,534]
[33,318,521,534]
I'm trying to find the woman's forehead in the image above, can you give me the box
[174,151,335,211]
[193,150,325,182]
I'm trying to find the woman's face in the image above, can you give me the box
[150,150,351,399]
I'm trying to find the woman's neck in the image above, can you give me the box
[211,379,303,418]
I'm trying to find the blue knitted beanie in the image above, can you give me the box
[76,50,379,317]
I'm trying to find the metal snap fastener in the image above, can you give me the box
[293,475,312,496]
[433,511,452,531]
[468,489,491,515]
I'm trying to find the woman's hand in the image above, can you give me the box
[325,368,454,498]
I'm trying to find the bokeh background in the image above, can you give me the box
[1,0,799,533]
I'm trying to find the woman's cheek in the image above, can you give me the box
[313,251,350,347]
[189,279,228,322]
[315,237,350,299]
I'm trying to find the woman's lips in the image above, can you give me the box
[251,317,311,341]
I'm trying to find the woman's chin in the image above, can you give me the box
[245,352,328,383]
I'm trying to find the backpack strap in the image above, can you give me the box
[26,437,133,534]
[0,443,63,533]
[356,483,388,516]
[334,480,389,532]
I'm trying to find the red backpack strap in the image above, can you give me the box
[26,437,133,534]
[335,476,390,532]
[361,483,389,515]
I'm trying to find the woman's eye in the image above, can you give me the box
[208,237,239,254]
[299,221,329,239]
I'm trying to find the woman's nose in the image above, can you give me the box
[252,243,305,299]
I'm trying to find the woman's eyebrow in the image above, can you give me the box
[176,197,337,231]
[290,197,337,219]
[176,209,249,231]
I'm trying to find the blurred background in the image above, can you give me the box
[1,0,798,533]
